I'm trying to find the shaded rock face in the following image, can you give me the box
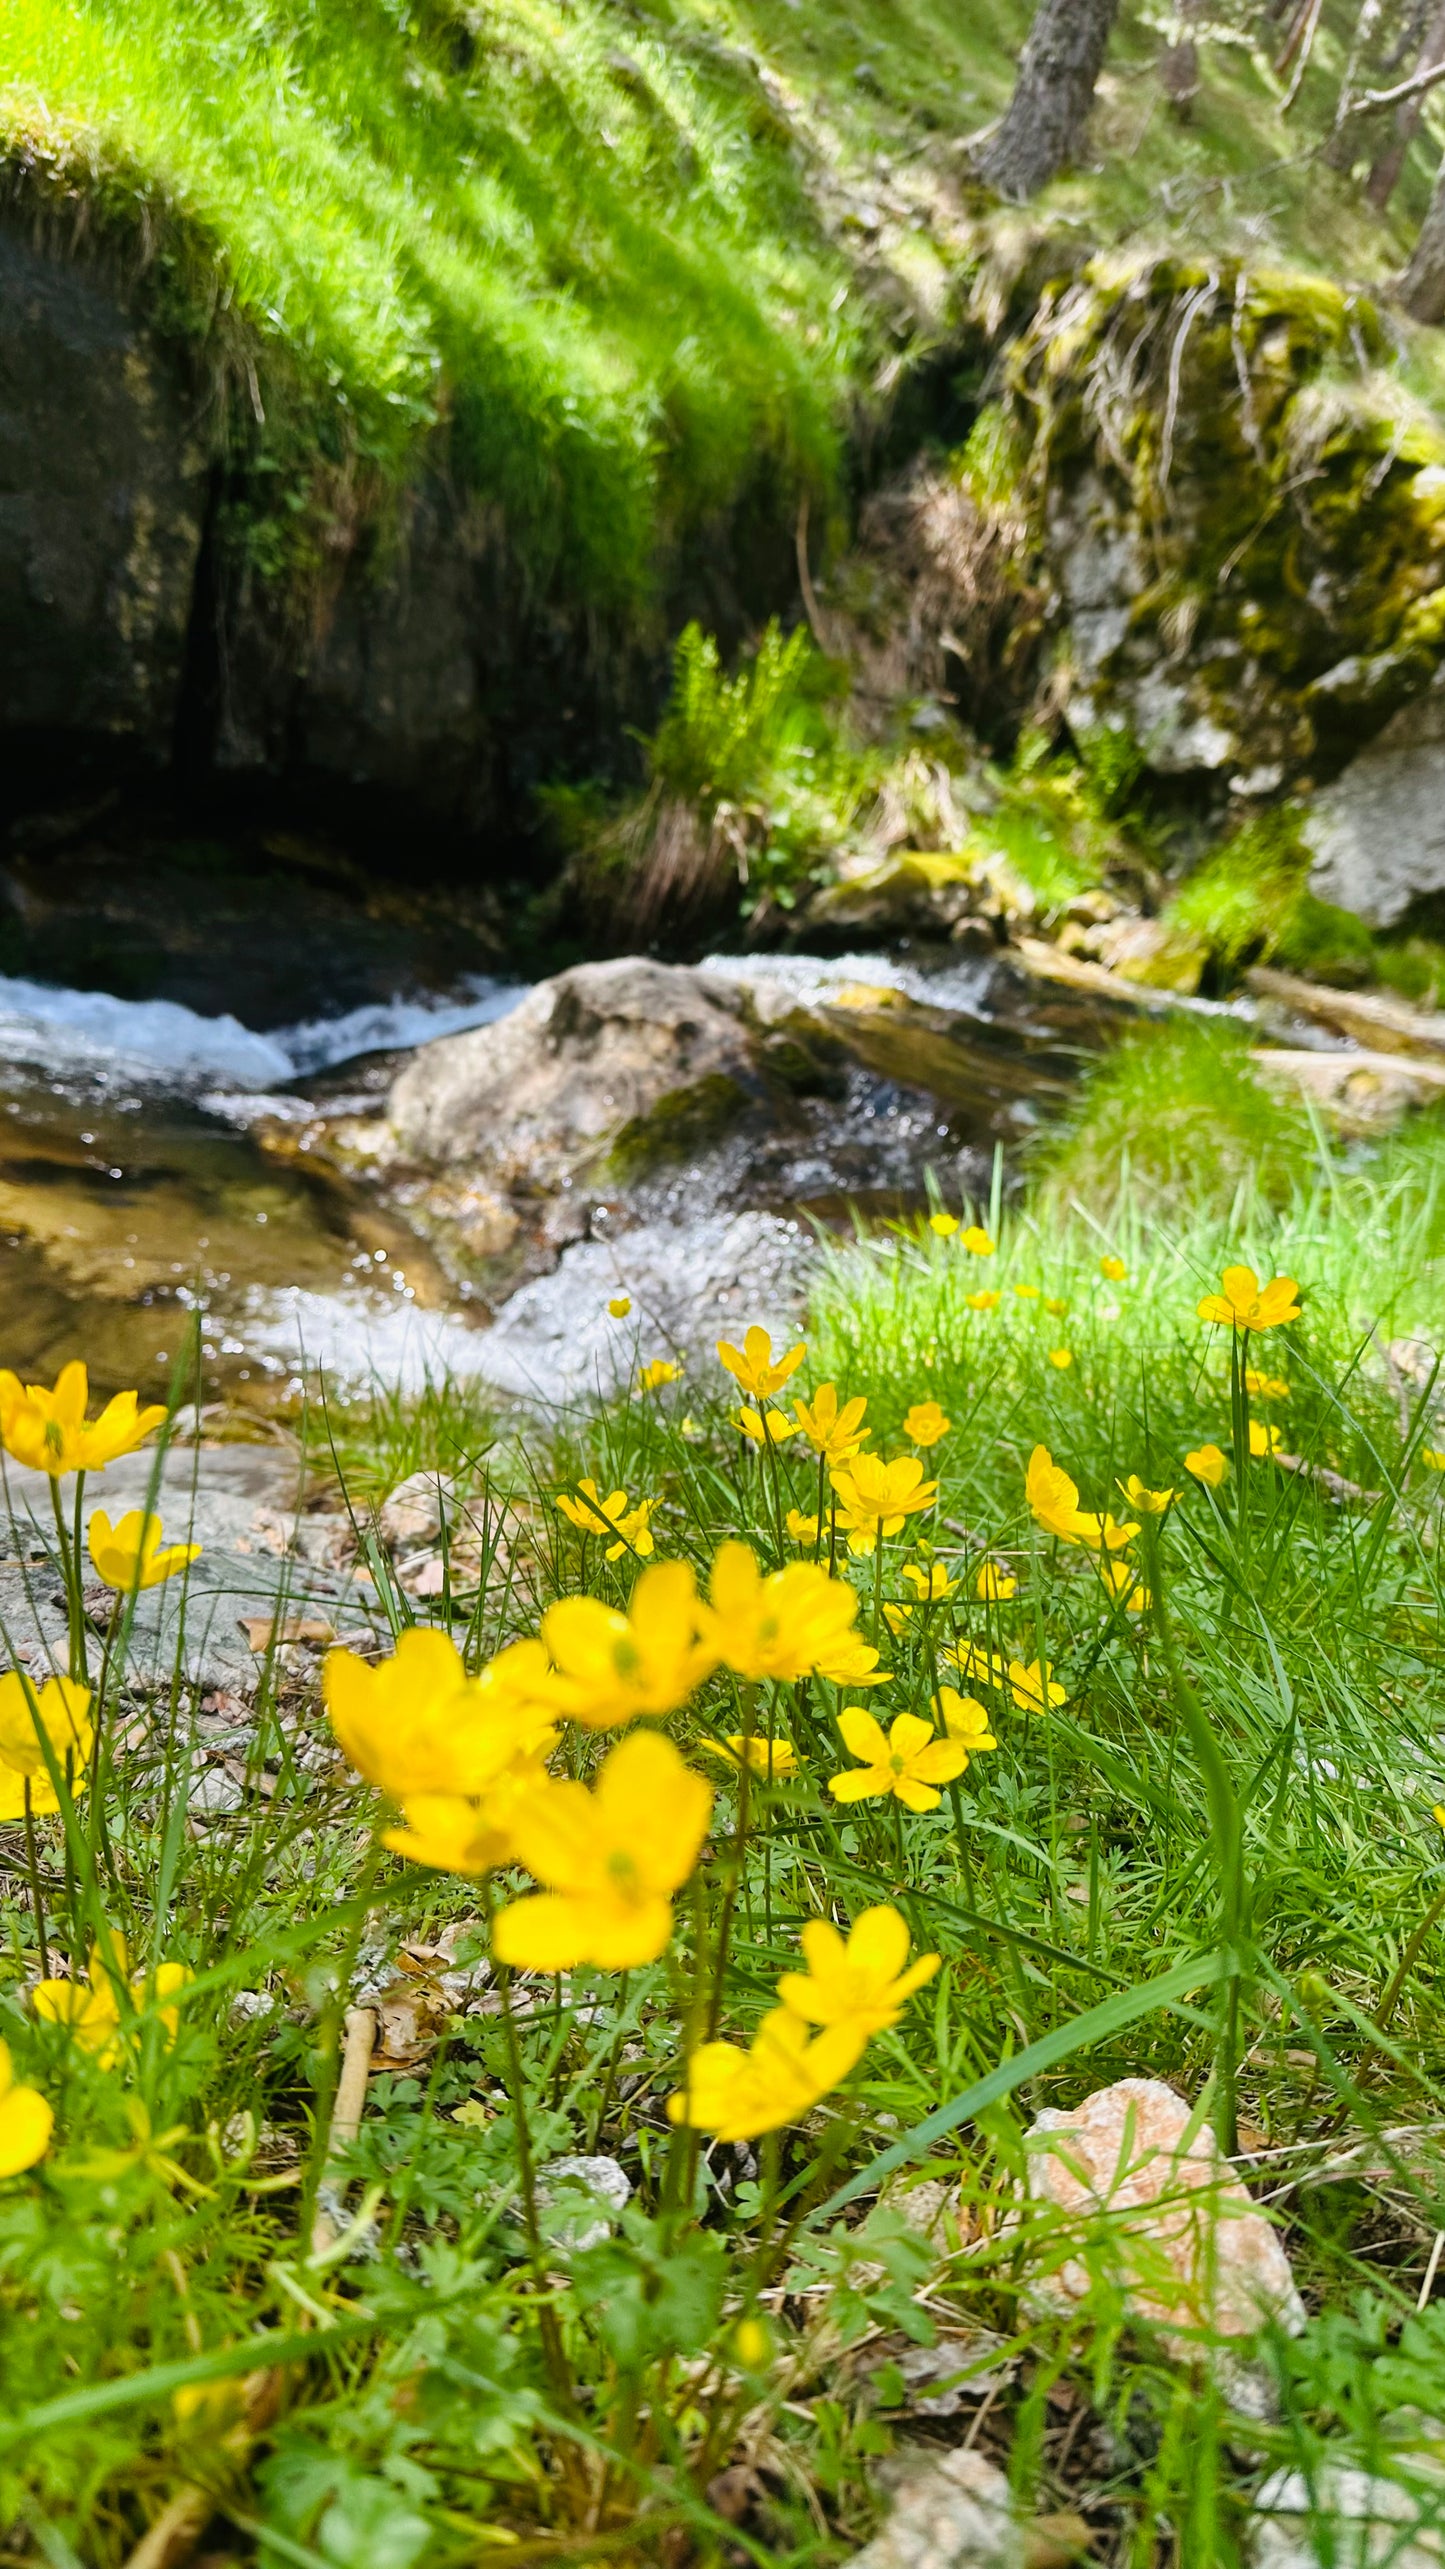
[1304,679,1445,927]
[0,223,207,750]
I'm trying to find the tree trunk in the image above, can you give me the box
[1367,0,1445,208]
[1402,152,1445,318]
[975,0,1122,201]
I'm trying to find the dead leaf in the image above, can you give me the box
[239,1615,336,1653]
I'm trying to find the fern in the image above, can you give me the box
[648,619,820,810]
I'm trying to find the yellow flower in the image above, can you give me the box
[1007,1658,1067,1713]
[828,1707,969,1812]
[902,1562,955,1601]
[1099,1560,1148,1614]
[704,1734,802,1780]
[1433,1803,1445,1830]
[813,1631,889,1688]
[1249,1421,1283,1459]
[738,1406,800,1446]
[87,1510,200,1592]
[903,1400,951,1447]
[0,1362,167,1479]
[717,1325,806,1401]
[1185,1444,1230,1488]
[666,2005,866,2141]
[830,1452,938,1554]
[638,1358,681,1392]
[1197,1266,1301,1331]
[1118,1475,1174,1516]
[542,1561,716,1730]
[325,1630,557,1797]
[0,1675,94,1816]
[954,1640,1010,1691]
[608,1295,632,1318]
[1423,1449,1445,1473]
[33,1933,191,2066]
[0,2041,51,2177]
[382,1751,553,1875]
[1244,1369,1289,1400]
[883,1602,912,1636]
[792,1383,870,1463]
[680,1414,704,1442]
[1100,1255,1128,1282]
[929,1212,959,1237]
[1026,1447,1135,1552]
[777,1904,940,2035]
[962,1227,995,1257]
[493,1730,711,1971]
[555,1479,655,1560]
[933,1687,998,1764]
[701,1540,863,1683]
[966,1289,1001,1313]
[1048,1349,1073,1371]
[975,1559,1017,1601]
[1014,1283,1040,1301]
[785,1508,821,1546]
[1045,1296,1070,1317]
[734,2316,772,2370]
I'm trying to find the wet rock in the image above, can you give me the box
[849,2447,1087,2569]
[1086,915,1208,994]
[1253,1047,1445,1134]
[1251,2452,1445,2567]
[388,958,764,1187]
[1247,968,1445,1063]
[1305,682,1445,928]
[1025,2078,1304,2393]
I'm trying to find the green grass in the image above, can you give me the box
[7,1032,1445,2556]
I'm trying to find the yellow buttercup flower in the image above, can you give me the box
[792,1384,870,1463]
[1007,1658,1067,1713]
[1014,1283,1040,1301]
[734,2316,772,2370]
[704,1734,802,1780]
[87,1510,200,1593]
[883,1602,913,1636]
[975,1559,1017,1601]
[325,1630,557,1798]
[493,1730,711,1971]
[1249,1421,1283,1459]
[607,1295,632,1318]
[1197,1266,1300,1332]
[701,1541,862,1683]
[33,1933,191,2067]
[638,1358,681,1392]
[1118,1475,1174,1516]
[933,1687,998,1764]
[903,1400,951,1448]
[1099,1560,1149,1614]
[738,1405,800,1446]
[382,1749,554,1875]
[1048,1349,1073,1371]
[785,1508,821,1546]
[1423,1449,1445,1473]
[828,1707,968,1812]
[1100,1255,1127,1282]
[954,1640,1009,1691]
[555,1479,655,1560]
[667,2005,865,2141]
[1045,1296,1070,1317]
[1244,1369,1289,1400]
[542,1561,716,1729]
[0,2041,52,2177]
[0,1362,167,1480]
[1185,1443,1230,1488]
[966,1289,1001,1313]
[929,1212,959,1238]
[717,1325,806,1401]
[777,1905,940,2035]
[830,1452,938,1554]
[1026,1447,1136,1552]
[962,1227,995,1257]
[902,1561,955,1602]
[0,1675,94,1817]
[813,1631,889,1688]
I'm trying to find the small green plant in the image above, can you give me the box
[1164,809,1375,984]
[1036,1015,1315,1214]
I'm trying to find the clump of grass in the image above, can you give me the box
[1163,809,1377,986]
[1034,1015,1317,1216]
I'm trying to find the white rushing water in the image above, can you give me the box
[0,971,527,1092]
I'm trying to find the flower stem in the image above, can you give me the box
[22,1782,49,1978]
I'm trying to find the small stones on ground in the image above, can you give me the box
[189,1770,245,1820]
[848,2446,1088,2569]
[535,2153,632,2252]
[1024,2077,1304,2409]
[1251,2453,1445,2567]
[378,1470,458,1553]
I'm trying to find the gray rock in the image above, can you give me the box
[847,2449,1028,2568]
[1305,683,1445,927]
[189,1770,245,1820]
[536,2153,632,2252]
[378,1469,458,1553]
[1252,2457,1445,2567]
[387,957,761,1184]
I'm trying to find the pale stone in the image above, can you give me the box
[1089,915,1208,994]
[377,1469,458,1552]
[1252,2457,1445,2567]
[1024,2078,1305,2353]
[1252,1047,1445,1134]
[1305,682,1445,927]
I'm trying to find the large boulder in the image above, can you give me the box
[386,957,766,1189]
[1304,680,1445,927]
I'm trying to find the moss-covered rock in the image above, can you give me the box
[993,254,1445,790]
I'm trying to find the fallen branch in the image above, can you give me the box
[311,2003,378,2257]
